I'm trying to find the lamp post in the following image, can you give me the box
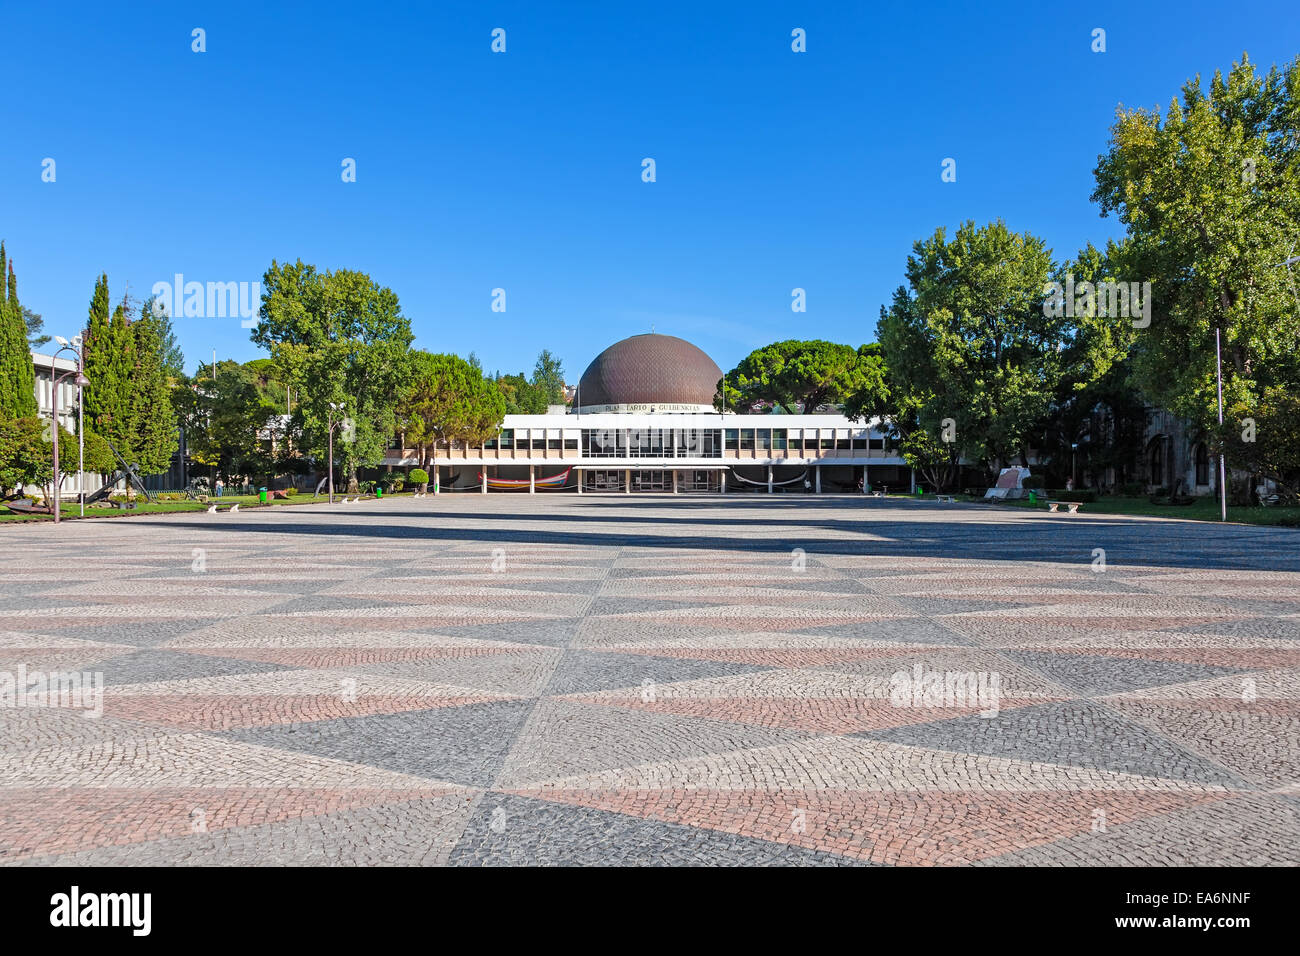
[327,402,345,503]
[49,337,90,524]
[1071,442,1078,489]
[1215,327,1227,522]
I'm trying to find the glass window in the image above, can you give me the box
[500,429,514,448]
[725,429,738,450]
[869,437,884,450]
[773,429,788,449]
[531,439,546,450]
[564,438,578,450]
[548,438,561,450]
[758,429,772,450]
[740,429,755,450]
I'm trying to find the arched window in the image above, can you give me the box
[1149,437,1164,486]
[1195,443,1210,486]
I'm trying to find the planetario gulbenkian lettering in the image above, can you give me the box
[382,333,915,494]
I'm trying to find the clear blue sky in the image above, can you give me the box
[4,1,1296,379]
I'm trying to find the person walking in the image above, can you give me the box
[215,478,224,498]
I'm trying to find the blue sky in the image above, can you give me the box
[4,1,1296,379]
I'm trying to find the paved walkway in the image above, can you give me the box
[1,496,1296,865]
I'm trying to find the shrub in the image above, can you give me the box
[285,487,298,496]
[408,468,429,486]
[1020,475,1046,489]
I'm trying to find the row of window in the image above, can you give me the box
[399,427,887,455]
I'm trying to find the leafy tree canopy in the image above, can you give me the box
[720,339,884,413]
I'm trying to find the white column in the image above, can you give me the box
[481,468,487,494]
[815,465,821,494]
[576,467,583,495]
[625,469,631,494]
[720,471,727,494]
[529,465,535,494]
[767,465,773,494]
[672,470,678,494]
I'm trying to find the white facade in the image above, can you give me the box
[385,409,915,494]
[30,350,104,499]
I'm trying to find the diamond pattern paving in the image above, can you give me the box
[1,495,1296,865]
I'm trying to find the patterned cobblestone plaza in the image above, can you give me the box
[2,496,1297,866]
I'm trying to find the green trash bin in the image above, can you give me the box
[258,486,267,503]
[1028,490,1038,505]
[376,486,383,499]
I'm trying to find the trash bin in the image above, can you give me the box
[258,486,267,504]
[1028,490,1038,505]
[376,486,383,499]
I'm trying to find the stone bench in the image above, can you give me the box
[1045,500,1081,514]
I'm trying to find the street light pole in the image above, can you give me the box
[1216,326,1227,522]
[75,335,84,517]
[49,339,89,524]
[327,402,344,503]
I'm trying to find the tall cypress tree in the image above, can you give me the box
[129,301,179,475]
[0,242,38,418]
[82,275,136,459]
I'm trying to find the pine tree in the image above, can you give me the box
[0,242,38,418]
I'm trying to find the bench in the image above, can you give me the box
[1045,500,1081,514]
[935,494,957,503]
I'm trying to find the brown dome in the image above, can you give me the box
[576,334,722,412]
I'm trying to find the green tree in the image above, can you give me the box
[173,361,279,482]
[0,417,112,501]
[128,300,180,476]
[251,260,414,491]
[496,371,549,414]
[24,308,51,350]
[141,296,184,379]
[401,351,506,468]
[875,220,1065,480]
[82,276,136,458]
[1092,52,1300,428]
[1032,242,1148,488]
[0,243,38,418]
[719,340,884,413]
[532,349,566,405]
[1221,388,1300,501]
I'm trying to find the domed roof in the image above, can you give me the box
[577,334,722,412]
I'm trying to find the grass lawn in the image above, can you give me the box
[0,491,346,522]
[981,493,1300,526]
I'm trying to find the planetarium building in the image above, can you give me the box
[385,333,915,494]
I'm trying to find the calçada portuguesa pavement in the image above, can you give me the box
[1,495,1297,865]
